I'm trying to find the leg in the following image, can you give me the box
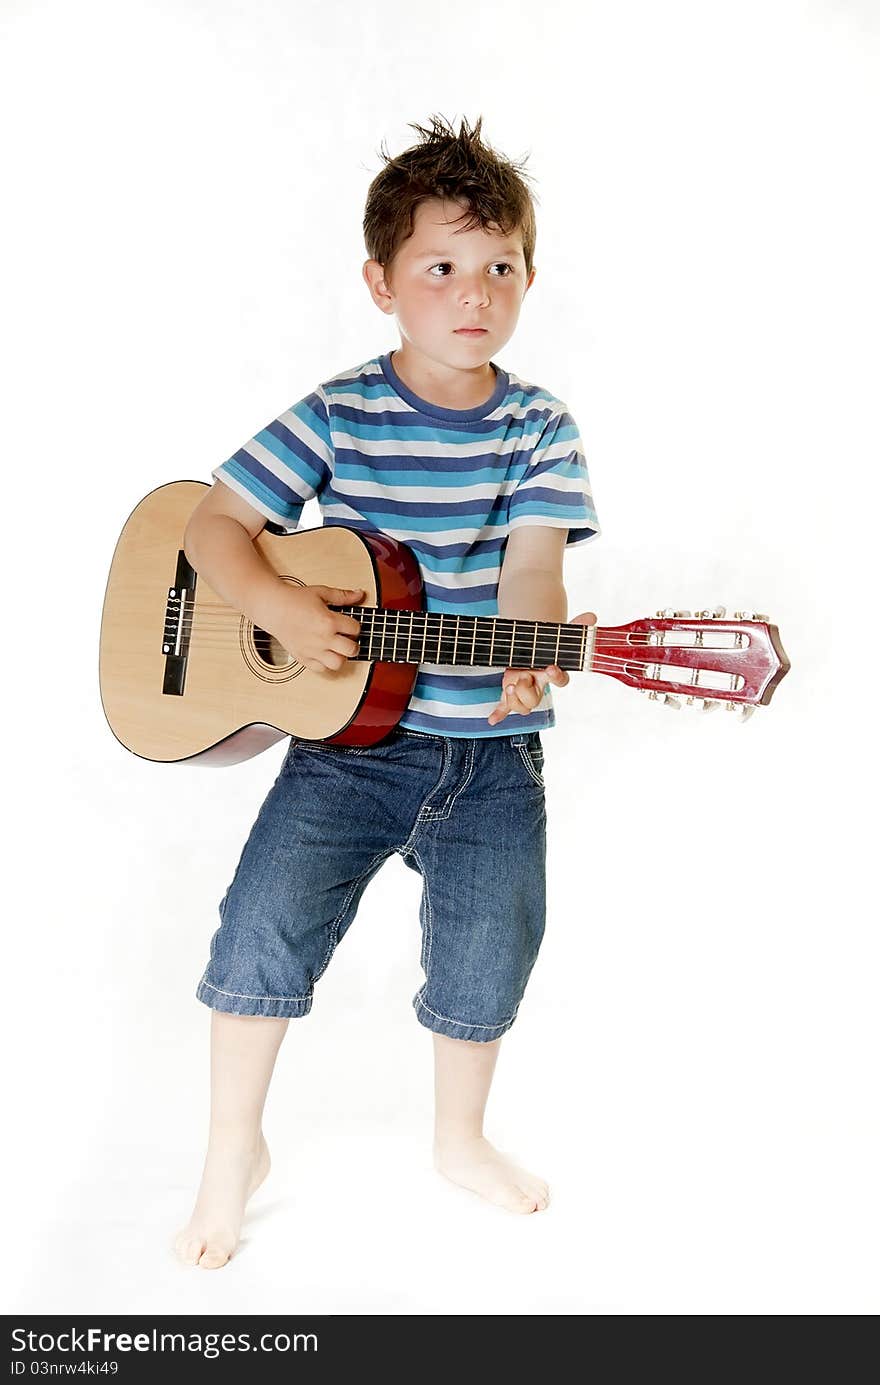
[431,1033,550,1214]
[174,1011,287,1269]
[405,736,550,1212]
[180,737,419,1266]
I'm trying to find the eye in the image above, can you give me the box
[427,262,514,277]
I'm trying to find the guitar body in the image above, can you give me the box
[99,481,423,764]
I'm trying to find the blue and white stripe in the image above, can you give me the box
[212,350,600,737]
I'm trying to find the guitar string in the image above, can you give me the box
[168,606,746,647]
[162,615,743,671]
[169,599,741,632]
[160,617,745,670]
[167,631,731,661]
[162,635,744,690]
[167,608,740,648]
[172,598,745,618]
[168,614,709,643]
[164,632,733,665]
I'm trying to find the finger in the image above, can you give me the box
[505,669,535,690]
[330,635,361,658]
[506,681,537,713]
[504,680,530,705]
[314,585,364,610]
[543,665,569,687]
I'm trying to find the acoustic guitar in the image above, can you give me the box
[99,481,790,765]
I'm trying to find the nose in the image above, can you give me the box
[459,277,490,308]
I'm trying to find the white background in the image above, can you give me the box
[2,0,875,1315]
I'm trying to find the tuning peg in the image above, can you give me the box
[685,695,695,705]
[701,699,721,712]
[647,690,660,700]
[725,702,736,712]
[739,704,756,722]
[712,605,726,618]
[662,693,682,709]
[673,610,692,618]
[655,607,676,618]
[753,613,769,622]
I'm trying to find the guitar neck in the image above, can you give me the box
[330,605,594,671]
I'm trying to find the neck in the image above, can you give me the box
[330,605,594,672]
[390,348,496,410]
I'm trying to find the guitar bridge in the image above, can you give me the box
[162,551,197,695]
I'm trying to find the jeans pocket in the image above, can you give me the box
[514,735,545,789]
[290,736,373,757]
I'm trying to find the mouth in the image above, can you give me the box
[454,328,488,335]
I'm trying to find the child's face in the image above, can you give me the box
[363,197,536,371]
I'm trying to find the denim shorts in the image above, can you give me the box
[196,727,547,1042]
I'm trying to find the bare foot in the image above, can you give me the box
[174,1132,271,1269]
[433,1134,550,1214]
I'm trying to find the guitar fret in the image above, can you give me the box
[535,624,559,667]
[343,608,585,670]
[511,621,535,668]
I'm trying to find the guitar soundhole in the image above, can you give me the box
[252,626,294,669]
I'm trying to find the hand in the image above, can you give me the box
[486,610,597,726]
[265,584,365,673]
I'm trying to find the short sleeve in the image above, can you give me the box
[211,386,333,535]
[508,405,601,549]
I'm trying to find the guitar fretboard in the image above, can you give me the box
[330,606,593,671]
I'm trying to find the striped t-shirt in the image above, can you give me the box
[211,349,601,737]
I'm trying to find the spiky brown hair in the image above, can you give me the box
[363,113,538,287]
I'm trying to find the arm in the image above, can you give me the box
[183,481,363,672]
[487,527,595,727]
[183,481,291,633]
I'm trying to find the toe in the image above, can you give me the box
[198,1245,232,1270]
[518,1173,549,1204]
[511,1188,539,1213]
[176,1235,206,1265]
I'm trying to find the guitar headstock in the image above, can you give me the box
[592,607,790,721]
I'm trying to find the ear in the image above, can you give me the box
[362,259,395,314]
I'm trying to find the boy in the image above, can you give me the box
[174,114,600,1269]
